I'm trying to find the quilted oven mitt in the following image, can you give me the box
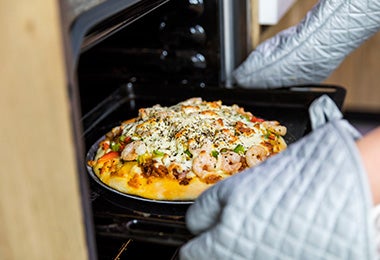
[179,95,376,260]
[233,0,380,88]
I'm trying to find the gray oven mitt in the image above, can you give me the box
[179,95,376,260]
[233,0,380,88]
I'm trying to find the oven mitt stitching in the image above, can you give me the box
[179,96,376,260]
[232,0,380,88]
[180,120,375,259]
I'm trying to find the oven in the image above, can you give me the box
[63,0,346,258]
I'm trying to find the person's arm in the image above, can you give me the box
[357,127,380,205]
[180,115,376,259]
[233,0,380,88]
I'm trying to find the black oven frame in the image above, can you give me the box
[60,2,179,258]
[59,0,346,258]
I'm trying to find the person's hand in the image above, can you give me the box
[180,120,375,259]
[179,97,376,259]
[357,126,380,205]
[233,0,380,88]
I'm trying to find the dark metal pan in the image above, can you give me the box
[83,83,346,216]
[86,124,296,215]
[83,83,346,245]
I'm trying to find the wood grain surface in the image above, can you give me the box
[258,0,380,112]
[0,0,89,259]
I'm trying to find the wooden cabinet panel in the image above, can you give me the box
[0,0,89,259]
[257,0,380,112]
[326,33,380,112]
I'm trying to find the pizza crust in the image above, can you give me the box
[91,158,213,200]
[87,98,288,201]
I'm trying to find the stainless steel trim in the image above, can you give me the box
[219,0,251,88]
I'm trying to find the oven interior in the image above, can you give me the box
[73,1,346,258]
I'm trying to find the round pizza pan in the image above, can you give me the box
[86,129,296,216]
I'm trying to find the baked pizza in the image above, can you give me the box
[87,97,287,201]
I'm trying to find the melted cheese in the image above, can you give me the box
[90,97,288,201]
[119,98,280,171]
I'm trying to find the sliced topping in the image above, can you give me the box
[235,121,255,135]
[181,105,200,114]
[233,144,245,154]
[250,116,265,123]
[192,150,217,178]
[184,149,193,158]
[98,151,119,163]
[153,150,165,157]
[121,140,147,161]
[200,110,218,117]
[217,151,242,175]
[214,118,224,127]
[100,141,110,151]
[245,145,268,168]
[127,174,141,188]
[211,150,219,158]
[262,121,287,136]
[203,174,222,184]
[105,126,122,140]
